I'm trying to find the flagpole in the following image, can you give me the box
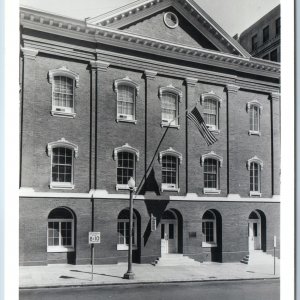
[135,101,199,194]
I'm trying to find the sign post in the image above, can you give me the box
[273,236,276,275]
[89,232,101,281]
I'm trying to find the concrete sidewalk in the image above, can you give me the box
[19,259,280,289]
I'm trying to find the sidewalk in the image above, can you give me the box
[20,259,280,289]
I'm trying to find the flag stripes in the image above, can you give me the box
[187,107,217,146]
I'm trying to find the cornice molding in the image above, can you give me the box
[201,91,222,107]
[201,151,223,167]
[246,100,263,112]
[113,143,140,161]
[21,47,39,59]
[48,66,79,87]
[159,84,183,101]
[47,138,79,158]
[247,156,264,170]
[20,7,281,79]
[159,147,183,164]
[89,60,110,71]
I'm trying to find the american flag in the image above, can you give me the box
[187,107,217,146]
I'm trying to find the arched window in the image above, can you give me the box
[159,85,182,128]
[47,207,74,252]
[117,209,137,250]
[114,77,139,123]
[159,148,182,192]
[247,156,263,196]
[47,138,78,189]
[202,210,217,247]
[48,66,79,118]
[247,100,263,135]
[201,92,222,132]
[201,151,223,194]
[114,143,139,190]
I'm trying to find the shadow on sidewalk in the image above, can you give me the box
[70,269,123,279]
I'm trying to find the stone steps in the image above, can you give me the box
[240,250,280,265]
[153,254,201,267]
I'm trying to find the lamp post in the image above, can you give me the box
[123,177,135,279]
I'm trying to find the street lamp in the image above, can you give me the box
[123,177,135,279]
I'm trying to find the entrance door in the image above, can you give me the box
[248,221,261,251]
[161,220,177,255]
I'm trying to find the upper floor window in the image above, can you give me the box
[159,85,182,128]
[47,207,75,252]
[48,66,79,118]
[247,100,263,136]
[159,148,182,192]
[201,92,222,132]
[252,34,258,51]
[47,138,78,189]
[114,77,139,124]
[247,156,263,197]
[263,26,269,43]
[114,143,139,190]
[275,18,280,36]
[201,151,223,194]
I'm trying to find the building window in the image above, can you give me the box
[263,26,269,43]
[163,12,179,29]
[117,209,137,250]
[275,18,280,36]
[270,49,278,62]
[114,143,139,190]
[47,207,74,252]
[159,85,182,128]
[48,66,79,118]
[159,148,183,192]
[201,92,222,132]
[47,138,78,189]
[252,34,258,51]
[114,77,139,123]
[202,210,217,247]
[247,100,263,136]
[201,151,223,194]
[247,156,263,197]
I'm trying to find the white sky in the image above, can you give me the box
[20,0,280,36]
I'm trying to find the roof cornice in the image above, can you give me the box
[20,6,280,78]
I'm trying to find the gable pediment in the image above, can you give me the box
[87,0,250,57]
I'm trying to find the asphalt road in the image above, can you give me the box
[20,279,280,300]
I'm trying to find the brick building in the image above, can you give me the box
[19,0,280,266]
[238,5,280,62]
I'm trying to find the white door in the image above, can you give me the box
[248,221,261,251]
[161,221,177,255]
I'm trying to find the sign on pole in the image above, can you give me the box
[89,232,101,244]
[89,232,100,281]
[151,214,156,232]
[273,235,277,248]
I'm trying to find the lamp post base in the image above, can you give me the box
[123,271,135,279]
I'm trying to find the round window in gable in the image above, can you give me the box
[164,12,179,29]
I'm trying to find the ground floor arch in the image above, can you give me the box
[248,209,266,252]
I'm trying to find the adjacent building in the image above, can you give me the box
[238,5,280,62]
[19,0,280,266]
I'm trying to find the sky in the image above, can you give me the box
[20,0,280,36]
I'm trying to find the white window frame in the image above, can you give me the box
[159,85,182,129]
[47,138,78,189]
[201,91,222,133]
[202,210,217,248]
[247,156,263,197]
[201,151,223,194]
[47,218,74,252]
[48,66,79,118]
[247,100,263,136]
[117,217,137,251]
[114,77,139,124]
[159,148,182,192]
[114,143,139,190]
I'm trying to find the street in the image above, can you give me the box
[20,279,279,300]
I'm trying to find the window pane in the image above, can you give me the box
[204,159,218,188]
[203,99,217,127]
[117,85,135,117]
[53,76,74,109]
[161,92,177,124]
[117,152,135,185]
[162,155,177,184]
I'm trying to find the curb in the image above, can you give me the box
[19,276,280,290]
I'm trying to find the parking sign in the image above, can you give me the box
[89,232,101,244]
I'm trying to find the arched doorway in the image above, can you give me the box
[160,210,179,255]
[47,207,76,264]
[248,210,265,252]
